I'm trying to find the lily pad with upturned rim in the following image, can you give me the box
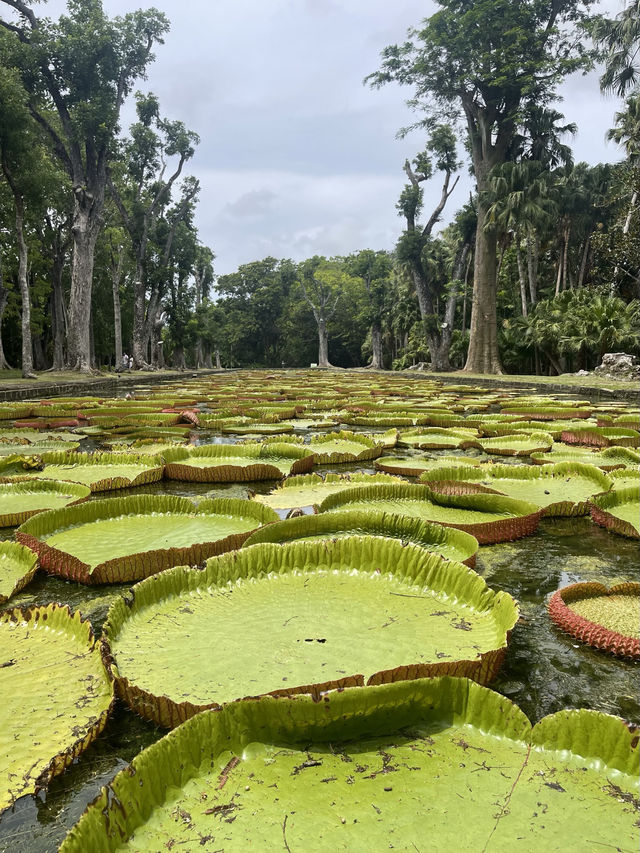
[319,483,542,545]
[461,431,554,456]
[102,537,518,727]
[397,427,477,449]
[58,677,639,853]
[163,442,315,482]
[419,462,613,517]
[375,454,487,476]
[548,582,640,658]
[0,604,114,812]
[560,426,640,448]
[0,450,164,492]
[0,479,90,527]
[242,508,479,567]
[589,486,640,539]
[251,471,400,511]
[530,445,640,469]
[16,495,279,584]
[0,541,38,603]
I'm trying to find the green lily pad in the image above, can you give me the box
[242,508,479,567]
[103,537,517,726]
[0,479,90,527]
[561,426,640,448]
[610,468,640,491]
[59,677,639,853]
[375,454,486,476]
[252,472,399,510]
[0,604,114,812]
[163,442,315,481]
[589,487,640,539]
[16,495,278,584]
[530,445,640,469]
[398,427,477,449]
[464,431,554,456]
[420,462,613,516]
[0,451,164,492]
[307,430,384,463]
[0,440,81,456]
[319,483,542,544]
[0,541,38,603]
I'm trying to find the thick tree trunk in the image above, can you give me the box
[464,204,503,373]
[0,269,11,370]
[202,348,213,369]
[526,229,539,307]
[132,274,149,368]
[577,238,590,288]
[215,349,222,369]
[32,335,47,371]
[111,247,124,370]
[515,238,528,318]
[15,204,34,378]
[317,318,331,367]
[51,253,67,370]
[370,320,384,369]
[172,345,186,369]
[67,190,102,371]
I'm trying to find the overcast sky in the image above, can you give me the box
[38,0,627,275]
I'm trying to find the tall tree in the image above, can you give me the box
[298,257,350,368]
[345,249,392,369]
[395,126,461,369]
[367,0,597,373]
[0,0,169,370]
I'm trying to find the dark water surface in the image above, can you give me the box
[0,430,638,852]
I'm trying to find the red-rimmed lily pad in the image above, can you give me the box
[0,479,90,527]
[0,450,164,492]
[530,445,640,469]
[548,582,640,658]
[560,426,640,448]
[243,507,479,567]
[59,677,639,853]
[0,604,114,812]
[16,495,279,584]
[589,486,640,538]
[420,462,613,516]
[251,471,399,512]
[163,442,315,481]
[0,541,38,603]
[102,537,518,726]
[319,482,542,544]
[462,430,554,456]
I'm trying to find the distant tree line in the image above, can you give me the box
[0,0,638,377]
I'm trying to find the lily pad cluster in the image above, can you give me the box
[0,368,636,847]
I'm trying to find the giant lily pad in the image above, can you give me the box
[319,483,542,544]
[420,462,613,516]
[375,454,487,476]
[610,467,640,491]
[0,541,38,603]
[59,677,639,853]
[0,450,164,492]
[103,538,518,726]
[0,604,113,812]
[560,426,640,448]
[589,486,640,539]
[16,495,278,584]
[397,427,477,449]
[530,445,640,469]
[252,472,399,511]
[548,582,640,658]
[306,430,384,463]
[243,508,479,567]
[0,479,90,527]
[462,431,554,456]
[163,442,315,481]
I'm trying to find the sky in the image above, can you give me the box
[33,0,627,275]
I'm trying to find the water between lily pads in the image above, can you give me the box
[0,447,638,852]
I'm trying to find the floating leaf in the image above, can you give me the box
[103,538,518,726]
[252,472,399,510]
[0,479,90,527]
[589,487,640,539]
[163,442,315,482]
[59,678,639,852]
[548,582,640,658]
[319,483,542,544]
[243,508,479,567]
[0,541,38,603]
[0,605,113,812]
[16,495,278,584]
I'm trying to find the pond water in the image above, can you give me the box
[0,386,638,852]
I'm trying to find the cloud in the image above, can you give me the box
[223,189,277,219]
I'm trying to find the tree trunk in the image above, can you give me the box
[32,335,47,371]
[67,190,102,371]
[15,202,34,378]
[132,275,148,368]
[464,204,503,373]
[317,317,331,367]
[577,238,590,288]
[172,345,186,369]
[370,320,384,369]
[0,266,11,370]
[215,349,222,369]
[202,348,213,369]
[526,228,539,306]
[51,250,67,370]
[111,247,124,371]
[515,237,528,318]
